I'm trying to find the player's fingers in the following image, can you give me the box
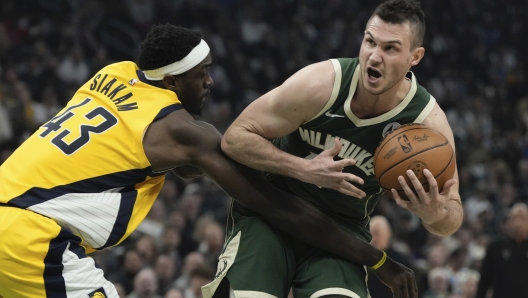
[406,170,425,192]
[391,189,411,209]
[398,175,420,204]
[322,138,342,157]
[338,180,366,198]
[423,169,438,196]
[391,286,401,298]
[341,173,364,185]
[439,178,457,195]
[338,158,357,169]
[401,280,410,298]
[412,274,419,298]
[406,170,429,203]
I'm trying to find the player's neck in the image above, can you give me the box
[352,77,411,119]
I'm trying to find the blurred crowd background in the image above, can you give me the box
[1,0,528,297]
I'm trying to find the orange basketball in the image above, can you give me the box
[373,123,456,200]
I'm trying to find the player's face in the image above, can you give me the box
[174,53,214,115]
[359,16,424,95]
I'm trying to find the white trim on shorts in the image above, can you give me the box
[310,288,361,298]
[61,242,118,297]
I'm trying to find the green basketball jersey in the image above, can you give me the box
[267,58,436,241]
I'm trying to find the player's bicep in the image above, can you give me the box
[231,61,335,140]
[233,89,305,140]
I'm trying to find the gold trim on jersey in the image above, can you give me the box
[413,95,437,123]
[305,59,343,124]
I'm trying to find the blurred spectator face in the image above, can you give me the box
[359,15,423,96]
[162,227,181,251]
[155,254,176,282]
[460,273,479,298]
[369,215,392,251]
[167,210,186,230]
[428,267,449,293]
[448,248,468,271]
[164,288,184,298]
[181,193,203,221]
[147,199,166,222]
[159,179,178,204]
[133,268,158,298]
[183,252,205,275]
[189,266,214,298]
[136,235,158,265]
[123,250,143,274]
[203,222,224,252]
[427,244,448,268]
[507,203,528,242]
[456,228,474,249]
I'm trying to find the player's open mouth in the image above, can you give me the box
[367,67,382,83]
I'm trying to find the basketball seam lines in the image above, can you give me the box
[377,141,450,184]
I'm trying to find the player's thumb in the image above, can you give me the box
[324,138,342,157]
[440,178,457,195]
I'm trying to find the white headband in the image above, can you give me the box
[142,39,210,80]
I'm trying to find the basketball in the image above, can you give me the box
[373,123,456,200]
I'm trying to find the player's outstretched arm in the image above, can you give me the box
[171,164,204,180]
[222,61,365,198]
[144,109,418,298]
[392,103,463,236]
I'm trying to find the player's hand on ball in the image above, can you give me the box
[304,138,366,198]
[391,169,456,224]
[373,256,418,298]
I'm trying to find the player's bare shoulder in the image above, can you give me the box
[283,60,335,104]
[269,60,337,124]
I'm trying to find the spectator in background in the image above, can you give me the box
[110,249,144,295]
[171,252,206,291]
[476,202,528,298]
[445,247,479,296]
[195,219,224,269]
[456,271,479,298]
[137,200,167,240]
[136,234,159,267]
[417,243,449,294]
[423,267,450,298]
[183,265,214,298]
[128,268,162,298]
[368,215,413,298]
[56,44,90,87]
[0,84,13,146]
[155,254,177,296]
[164,288,184,298]
[160,226,182,262]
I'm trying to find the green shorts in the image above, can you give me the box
[202,214,369,298]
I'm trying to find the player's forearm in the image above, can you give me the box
[422,197,463,236]
[171,164,204,179]
[198,147,384,267]
[222,127,306,179]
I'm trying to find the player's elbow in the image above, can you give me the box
[221,129,238,158]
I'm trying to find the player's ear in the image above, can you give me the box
[410,47,425,67]
[162,75,183,92]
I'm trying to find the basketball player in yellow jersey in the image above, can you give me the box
[0,24,416,298]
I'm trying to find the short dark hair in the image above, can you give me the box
[137,24,202,71]
[370,0,425,49]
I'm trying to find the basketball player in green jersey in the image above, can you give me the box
[0,24,416,297]
[216,0,463,298]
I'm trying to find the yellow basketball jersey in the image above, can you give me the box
[0,61,182,250]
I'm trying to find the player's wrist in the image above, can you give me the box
[371,250,388,271]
